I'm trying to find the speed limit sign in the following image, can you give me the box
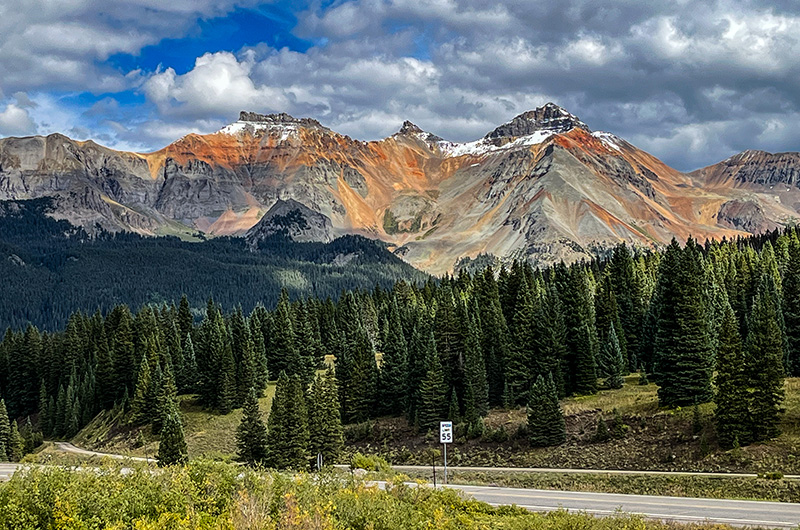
[440,421,453,444]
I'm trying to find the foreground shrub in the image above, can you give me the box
[350,452,392,472]
[0,460,746,530]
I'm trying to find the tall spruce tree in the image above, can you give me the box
[417,329,446,431]
[532,282,568,397]
[715,301,750,448]
[598,324,625,390]
[378,301,409,416]
[342,326,377,423]
[236,386,268,465]
[784,240,800,375]
[654,239,714,406]
[231,308,256,406]
[266,373,310,470]
[307,368,343,466]
[157,402,188,466]
[506,275,538,404]
[270,290,300,378]
[130,355,152,425]
[558,265,599,395]
[0,399,9,460]
[527,374,566,447]
[745,274,786,442]
[475,268,510,406]
[609,244,645,371]
[463,310,489,418]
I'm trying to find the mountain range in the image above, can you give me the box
[1,103,799,274]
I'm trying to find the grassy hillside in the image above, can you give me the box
[340,376,800,474]
[74,384,276,460]
[72,375,800,476]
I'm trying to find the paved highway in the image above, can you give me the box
[0,463,18,481]
[444,483,800,528]
[54,442,155,462]
[349,463,800,479]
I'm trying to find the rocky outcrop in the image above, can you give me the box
[245,199,333,244]
[693,150,800,189]
[485,102,589,139]
[716,200,777,234]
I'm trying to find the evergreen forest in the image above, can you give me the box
[1,214,799,466]
[0,198,426,331]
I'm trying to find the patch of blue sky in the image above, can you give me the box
[106,4,314,76]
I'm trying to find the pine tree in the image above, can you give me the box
[506,276,538,404]
[784,240,800,375]
[463,311,489,417]
[153,366,178,434]
[270,290,299,378]
[343,326,377,423]
[609,244,645,371]
[181,334,199,393]
[177,295,194,347]
[475,268,510,407]
[532,282,568,397]
[417,330,446,431]
[236,387,268,465]
[130,355,152,425]
[527,374,566,447]
[447,388,461,423]
[218,340,237,415]
[378,302,409,415]
[8,421,24,461]
[598,324,625,389]
[655,239,714,406]
[249,313,269,391]
[559,265,599,395]
[715,301,750,449]
[110,307,136,396]
[266,373,310,470]
[157,403,188,467]
[231,308,256,406]
[53,385,66,437]
[38,380,50,437]
[307,368,343,466]
[0,399,10,460]
[745,274,786,442]
[595,274,627,369]
[593,416,611,442]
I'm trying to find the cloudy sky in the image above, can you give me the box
[0,0,798,170]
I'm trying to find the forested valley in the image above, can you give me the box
[1,215,799,467]
[0,198,425,331]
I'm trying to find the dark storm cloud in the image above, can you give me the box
[3,0,800,169]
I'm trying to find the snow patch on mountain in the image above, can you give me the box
[592,131,624,151]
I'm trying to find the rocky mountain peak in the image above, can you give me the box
[237,111,324,129]
[485,102,590,140]
[394,120,444,144]
[245,199,333,244]
[398,120,424,135]
[219,111,329,136]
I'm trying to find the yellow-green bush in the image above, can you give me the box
[0,461,740,530]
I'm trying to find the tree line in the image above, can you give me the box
[1,226,799,464]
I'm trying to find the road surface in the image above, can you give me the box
[342,463,800,480]
[54,442,155,462]
[443,483,800,528]
[0,463,18,481]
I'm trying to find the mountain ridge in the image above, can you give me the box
[1,103,798,274]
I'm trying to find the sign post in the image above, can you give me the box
[439,420,452,485]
